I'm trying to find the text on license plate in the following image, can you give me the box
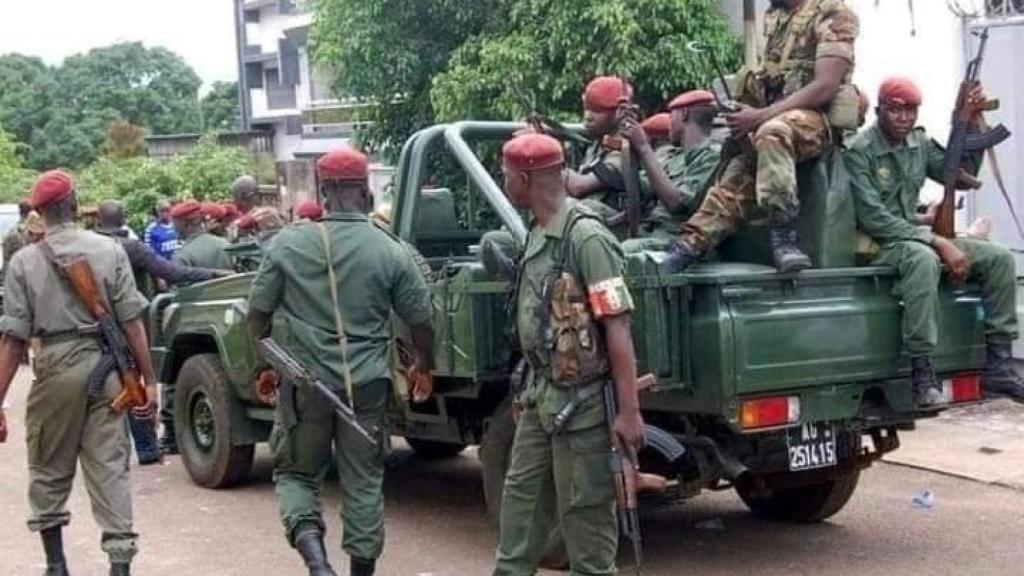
[787,421,837,471]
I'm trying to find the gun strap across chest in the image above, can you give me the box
[316,222,356,409]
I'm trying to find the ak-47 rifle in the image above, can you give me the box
[932,28,1011,239]
[604,378,646,576]
[50,255,148,412]
[687,41,756,161]
[511,74,589,145]
[258,337,378,447]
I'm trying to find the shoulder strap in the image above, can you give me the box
[37,240,69,279]
[316,222,356,408]
[778,0,822,69]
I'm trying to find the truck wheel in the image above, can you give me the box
[406,438,467,459]
[173,354,254,489]
[736,470,861,523]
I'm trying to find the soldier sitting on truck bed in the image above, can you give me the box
[665,0,861,273]
[619,90,722,252]
[848,77,1024,408]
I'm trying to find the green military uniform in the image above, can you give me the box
[173,230,232,273]
[0,223,147,564]
[848,124,1017,354]
[2,221,26,272]
[249,212,432,560]
[494,199,634,576]
[680,0,859,254]
[625,139,721,252]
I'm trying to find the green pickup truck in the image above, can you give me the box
[148,122,987,524]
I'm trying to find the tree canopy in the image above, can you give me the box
[0,126,35,203]
[201,81,242,132]
[312,0,740,156]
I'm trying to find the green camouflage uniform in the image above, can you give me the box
[624,139,721,252]
[848,124,1017,355]
[680,0,859,253]
[0,223,147,564]
[249,212,432,560]
[173,230,232,273]
[494,199,634,576]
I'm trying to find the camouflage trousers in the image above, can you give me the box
[680,109,829,253]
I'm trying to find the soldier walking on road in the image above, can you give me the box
[492,133,646,576]
[666,0,860,273]
[0,171,158,576]
[848,78,1024,408]
[247,146,436,576]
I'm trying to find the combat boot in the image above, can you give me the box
[911,356,947,411]
[663,241,700,273]
[981,336,1024,402]
[109,562,130,576]
[40,526,68,576]
[768,211,811,273]
[350,557,376,576]
[294,529,338,576]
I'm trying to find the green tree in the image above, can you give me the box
[0,54,54,155]
[311,0,506,153]
[0,126,36,203]
[201,81,242,132]
[103,120,147,160]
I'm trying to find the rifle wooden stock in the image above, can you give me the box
[64,258,147,413]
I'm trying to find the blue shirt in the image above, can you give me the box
[144,220,180,261]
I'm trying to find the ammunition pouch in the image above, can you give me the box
[826,84,861,132]
[734,66,767,109]
[547,271,608,387]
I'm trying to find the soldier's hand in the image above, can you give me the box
[620,117,652,153]
[613,408,646,454]
[133,385,159,421]
[934,236,969,284]
[408,362,433,403]
[725,104,765,137]
[255,369,280,405]
[0,409,7,444]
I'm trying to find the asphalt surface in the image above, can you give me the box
[2,367,1024,576]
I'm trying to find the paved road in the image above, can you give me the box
[3,367,1024,576]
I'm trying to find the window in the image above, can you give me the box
[245,63,264,89]
[266,68,297,110]
[278,39,300,86]
[985,0,1024,16]
[309,66,337,103]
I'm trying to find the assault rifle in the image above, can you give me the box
[257,338,378,447]
[932,28,1011,238]
[51,255,148,413]
[604,379,645,576]
[687,41,756,160]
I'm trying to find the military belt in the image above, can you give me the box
[39,331,90,348]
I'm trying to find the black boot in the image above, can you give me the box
[981,336,1024,402]
[295,529,337,576]
[110,562,130,576]
[911,356,947,411]
[663,241,700,273]
[350,557,376,576]
[40,526,68,576]
[768,213,811,273]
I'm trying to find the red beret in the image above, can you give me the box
[296,201,324,221]
[221,202,240,220]
[669,90,716,110]
[641,113,671,141]
[583,76,633,111]
[317,146,369,182]
[31,170,75,210]
[202,201,227,222]
[236,214,257,231]
[502,133,565,173]
[878,77,922,107]
[170,200,203,220]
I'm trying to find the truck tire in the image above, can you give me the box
[173,353,254,489]
[406,438,467,459]
[736,469,861,523]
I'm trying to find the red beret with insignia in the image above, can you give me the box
[170,200,203,221]
[669,89,716,110]
[296,201,324,221]
[317,146,369,182]
[30,170,75,210]
[583,76,633,111]
[502,133,565,173]
[221,202,240,221]
[641,113,671,141]
[236,214,257,231]
[202,201,227,222]
[878,77,922,107]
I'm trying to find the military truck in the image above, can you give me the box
[148,121,987,524]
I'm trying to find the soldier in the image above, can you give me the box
[848,77,1024,407]
[171,200,233,273]
[492,133,645,576]
[247,146,436,576]
[2,200,32,271]
[251,206,288,245]
[203,201,230,237]
[666,0,860,273]
[621,90,723,251]
[296,200,325,222]
[0,171,157,576]
[640,112,672,153]
[233,174,261,214]
[565,75,638,228]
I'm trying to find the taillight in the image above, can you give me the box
[740,396,801,430]
[943,372,982,404]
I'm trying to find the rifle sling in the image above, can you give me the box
[977,117,1024,245]
[316,223,356,409]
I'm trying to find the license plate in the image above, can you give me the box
[787,422,837,472]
